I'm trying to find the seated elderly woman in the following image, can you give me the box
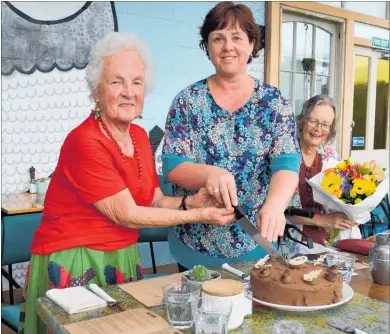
[280,95,354,258]
[18,32,235,334]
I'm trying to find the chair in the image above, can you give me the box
[360,194,390,239]
[138,175,173,276]
[1,212,42,331]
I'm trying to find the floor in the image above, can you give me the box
[1,263,179,333]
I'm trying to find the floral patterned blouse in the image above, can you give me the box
[162,78,301,259]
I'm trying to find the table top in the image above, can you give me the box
[36,259,390,334]
[1,192,44,214]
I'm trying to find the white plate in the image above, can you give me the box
[253,282,353,312]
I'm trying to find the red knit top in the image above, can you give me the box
[31,116,159,255]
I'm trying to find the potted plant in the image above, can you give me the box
[302,58,316,72]
[182,265,221,289]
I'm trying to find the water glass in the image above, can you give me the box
[272,320,305,334]
[163,281,201,329]
[193,298,232,334]
[326,252,356,284]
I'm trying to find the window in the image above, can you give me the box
[343,2,388,20]
[351,55,369,150]
[374,58,389,149]
[320,2,389,19]
[280,13,339,114]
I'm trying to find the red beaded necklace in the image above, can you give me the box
[91,110,143,182]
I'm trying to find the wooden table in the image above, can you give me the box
[36,257,390,334]
[1,192,44,214]
[349,253,389,303]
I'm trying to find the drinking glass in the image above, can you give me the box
[272,320,305,334]
[326,252,356,284]
[193,297,232,334]
[162,281,201,329]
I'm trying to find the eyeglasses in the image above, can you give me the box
[306,118,332,132]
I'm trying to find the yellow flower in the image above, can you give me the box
[354,198,363,204]
[351,179,376,197]
[336,161,347,171]
[321,173,343,198]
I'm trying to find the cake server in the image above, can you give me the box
[233,205,289,268]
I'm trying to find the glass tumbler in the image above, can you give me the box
[326,252,356,284]
[193,297,232,334]
[163,281,201,329]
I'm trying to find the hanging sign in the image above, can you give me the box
[372,37,390,50]
[352,137,365,147]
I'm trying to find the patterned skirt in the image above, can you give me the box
[18,244,143,334]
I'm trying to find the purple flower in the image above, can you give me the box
[338,172,352,193]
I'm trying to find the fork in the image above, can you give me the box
[107,300,125,313]
[326,317,368,334]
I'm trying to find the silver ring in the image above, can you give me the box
[213,188,220,193]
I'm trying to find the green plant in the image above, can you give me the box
[302,58,316,72]
[187,265,212,282]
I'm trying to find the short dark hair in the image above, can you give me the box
[199,2,261,64]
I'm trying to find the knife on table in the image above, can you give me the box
[233,205,289,268]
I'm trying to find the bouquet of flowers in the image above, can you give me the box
[307,158,389,224]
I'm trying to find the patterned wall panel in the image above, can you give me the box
[2,68,94,193]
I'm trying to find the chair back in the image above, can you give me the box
[138,175,171,243]
[1,213,42,265]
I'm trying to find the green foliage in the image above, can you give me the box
[188,265,211,282]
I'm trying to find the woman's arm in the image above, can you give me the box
[286,212,354,230]
[257,170,299,241]
[256,89,301,242]
[151,186,217,210]
[93,189,235,229]
[167,162,214,191]
[167,162,238,210]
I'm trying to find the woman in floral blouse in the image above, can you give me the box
[279,95,355,259]
[162,2,301,270]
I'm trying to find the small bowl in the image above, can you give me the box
[181,270,221,290]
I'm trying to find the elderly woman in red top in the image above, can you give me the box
[19,32,235,334]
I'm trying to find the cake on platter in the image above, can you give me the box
[250,255,343,306]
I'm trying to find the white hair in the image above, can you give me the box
[86,32,155,97]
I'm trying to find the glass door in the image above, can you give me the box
[280,12,340,115]
[350,47,389,169]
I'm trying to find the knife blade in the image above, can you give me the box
[233,205,289,268]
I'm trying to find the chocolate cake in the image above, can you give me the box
[250,256,343,306]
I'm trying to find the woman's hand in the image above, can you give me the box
[204,166,238,210]
[315,213,355,230]
[255,204,286,242]
[186,187,219,209]
[197,207,236,226]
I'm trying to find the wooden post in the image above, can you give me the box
[265,2,281,88]
[341,19,354,159]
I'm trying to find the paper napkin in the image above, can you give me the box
[46,286,107,314]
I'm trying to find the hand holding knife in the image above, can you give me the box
[233,205,289,268]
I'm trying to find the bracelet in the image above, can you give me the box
[180,194,188,210]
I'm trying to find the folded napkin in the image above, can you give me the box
[88,283,116,302]
[46,286,107,314]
